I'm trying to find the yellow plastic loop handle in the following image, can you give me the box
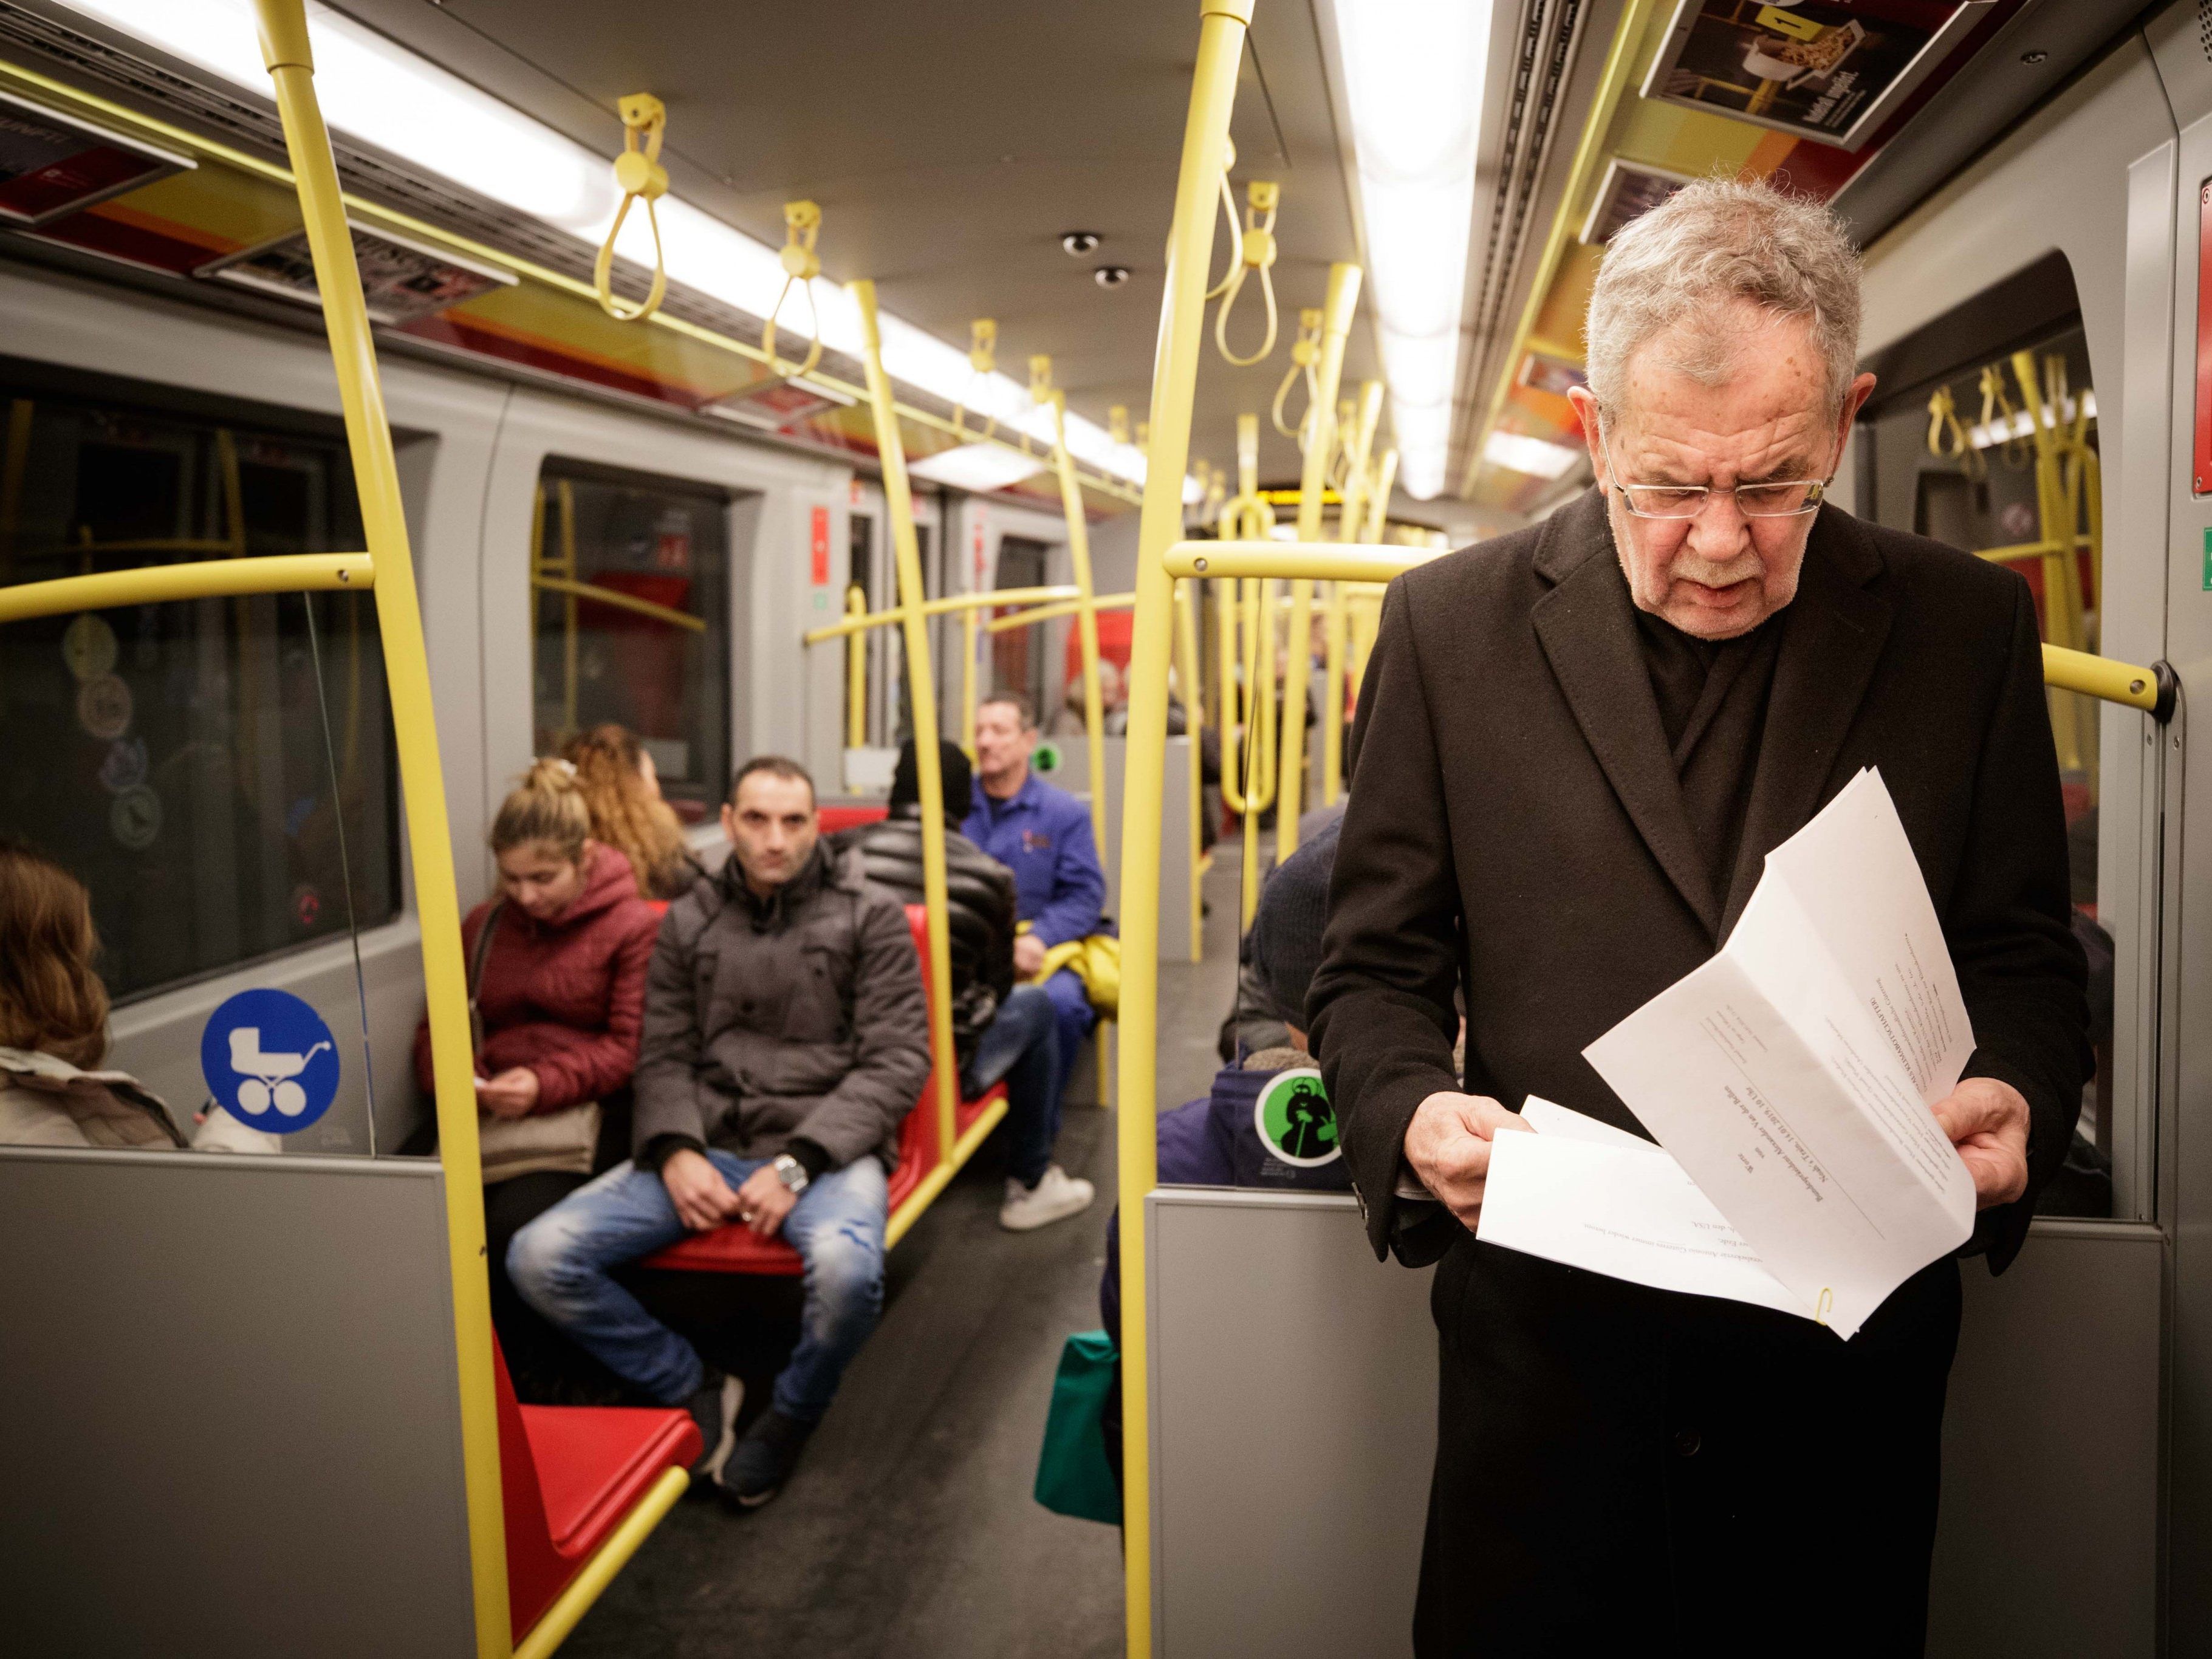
[761,199,826,383]
[1978,363,2031,468]
[1273,307,1323,438]
[592,93,669,323]
[1109,405,1132,446]
[1214,179,1280,368]
[954,318,998,440]
[1202,135,1244,302]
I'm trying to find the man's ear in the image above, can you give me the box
[720,801,738,844]
[1837,371,1877,444]
[1566,386,1604,476]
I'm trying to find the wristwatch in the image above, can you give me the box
[771,1153,810,1196]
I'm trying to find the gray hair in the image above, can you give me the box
[1583,176,1861,420]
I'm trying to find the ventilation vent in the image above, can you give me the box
[0,3,908,411]
[2200,0,2212,64]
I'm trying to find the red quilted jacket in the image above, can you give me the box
[412,842,661,1112]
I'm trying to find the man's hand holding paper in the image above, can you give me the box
[1402,1090,1531,1228]
[1474,770,2007,1338]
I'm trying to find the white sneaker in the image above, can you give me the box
[1000,1165,1096,1231]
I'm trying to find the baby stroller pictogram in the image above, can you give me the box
[228,1027,335,1116]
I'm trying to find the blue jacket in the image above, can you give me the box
[962,770,1107,948]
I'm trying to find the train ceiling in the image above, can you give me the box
[0,0,2156,525]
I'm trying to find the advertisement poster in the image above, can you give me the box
[1641,1,1988,152]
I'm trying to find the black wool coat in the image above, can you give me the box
[1307,490,2090,1657]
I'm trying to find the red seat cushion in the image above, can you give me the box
[520,1403,702,1555]
[644,1223,804,1276]
[493,1338,699,1641]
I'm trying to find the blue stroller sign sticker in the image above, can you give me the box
[200,989,340,1134]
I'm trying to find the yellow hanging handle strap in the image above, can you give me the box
[1214,180,1281,368]
[1273,307,1323,439]
[953,318,998,440]
[1925,384,1984,479]
[1202,135,1244,302]
[761,199,826,383]
[1978,363,2031,468]
[593,94,670,323]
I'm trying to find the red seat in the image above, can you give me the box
[816,802,889,835]
[640,903,1003,1276]
[493,1336,699,1642]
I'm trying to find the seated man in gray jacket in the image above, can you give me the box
[510,755,931,1509]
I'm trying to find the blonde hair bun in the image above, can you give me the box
[491,756,593,860]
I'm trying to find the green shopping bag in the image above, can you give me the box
[1034,1329,1121,1524]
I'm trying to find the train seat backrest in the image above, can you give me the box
[491,1333,701,1641]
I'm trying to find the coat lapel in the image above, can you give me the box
[1718,507,1894,935]
[1532,494,1721,935]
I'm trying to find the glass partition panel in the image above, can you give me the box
[1859,321,2110,1215]
[532,460,730,823]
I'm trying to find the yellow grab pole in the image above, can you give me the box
[251,3,508,1651]
[1364,444,1399,542]
[1175,578,1205,960]
[962,603,979,759]
[804,584,1080,644]
[1046,380,1111,855]
[844,583,868,748]
[1117,4,1253,1651]
[1322,380,1382,805]
[1241,576,1278,928]
[853,279,961,1165]
[1275,261,1360,859]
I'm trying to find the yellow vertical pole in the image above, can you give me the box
[1321,379,1382,806]
[250,3,508,1652]
[1117,5,1253,1651]
[853,279,961,1162]
[1175,578,1205,961]
[844,583,869,749]
[962,603,979,759]
[1242,576,1278,928]
[558,478,580,739]
[1274,261,1360,860]
[1365,443,1399,542]
[1044,377,1111,855]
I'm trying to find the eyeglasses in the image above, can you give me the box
[1596,420,1830,520]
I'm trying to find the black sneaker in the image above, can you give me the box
[683,1369,743,1486]
[716,1408,815,1509]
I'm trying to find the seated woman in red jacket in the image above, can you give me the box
[412,758,660,1396]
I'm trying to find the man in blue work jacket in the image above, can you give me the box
[964,691,1109,1103]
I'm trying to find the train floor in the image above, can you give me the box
[563,841,1250,1657]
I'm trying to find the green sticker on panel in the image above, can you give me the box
[2203,527,2212,591]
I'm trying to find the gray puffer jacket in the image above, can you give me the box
[633,843,932,1172]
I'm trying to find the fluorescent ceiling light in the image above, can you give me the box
[1482,431,1581,481]
[55,0,1154,490]
[906,443,1047,494]
[1332,0,1492,501]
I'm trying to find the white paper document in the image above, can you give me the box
[1478,1100,1812,1318]
[1578,768,1976,1338]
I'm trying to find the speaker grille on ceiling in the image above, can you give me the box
[2200,0,2212,63]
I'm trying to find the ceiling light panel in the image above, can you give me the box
[1332,0,1493,500]
[1483,429,1581,480]
[53,0,1149,487]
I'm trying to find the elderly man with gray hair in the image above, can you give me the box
[1309,177,2088,1656]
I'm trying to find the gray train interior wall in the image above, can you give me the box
[1146,1192,2159,1659]
[0,1148,479,1657]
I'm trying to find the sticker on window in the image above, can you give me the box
[200,988,341,1133]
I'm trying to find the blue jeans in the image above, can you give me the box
[507,1151,887,1423]
[1043,966,1096,1097]
[962,983,1063,1187]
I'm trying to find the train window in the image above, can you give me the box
[1858,321,2111,1216]
[0,375,400,1004]
[532,462,731,821]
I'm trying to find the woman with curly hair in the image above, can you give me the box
[562,724,701,901]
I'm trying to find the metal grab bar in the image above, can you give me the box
[0,551,372,624]
[803,583,1080,644]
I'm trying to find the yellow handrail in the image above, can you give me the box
[251,2,509,1649]
[1114,5,1253,1649]
[530,573,707,633]
[591,94,669,323]
[852,277,963,1181]
[1275,262,1360,861]
[844,583,868,748]
[1044,372,1112,860]
[982,590,1137,633]
[803,584,1080,645]
[1174,578,1205,961]
[0,551,372,624]
[510,1466,687,1659]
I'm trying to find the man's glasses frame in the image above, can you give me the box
[1595,417,1832,521]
